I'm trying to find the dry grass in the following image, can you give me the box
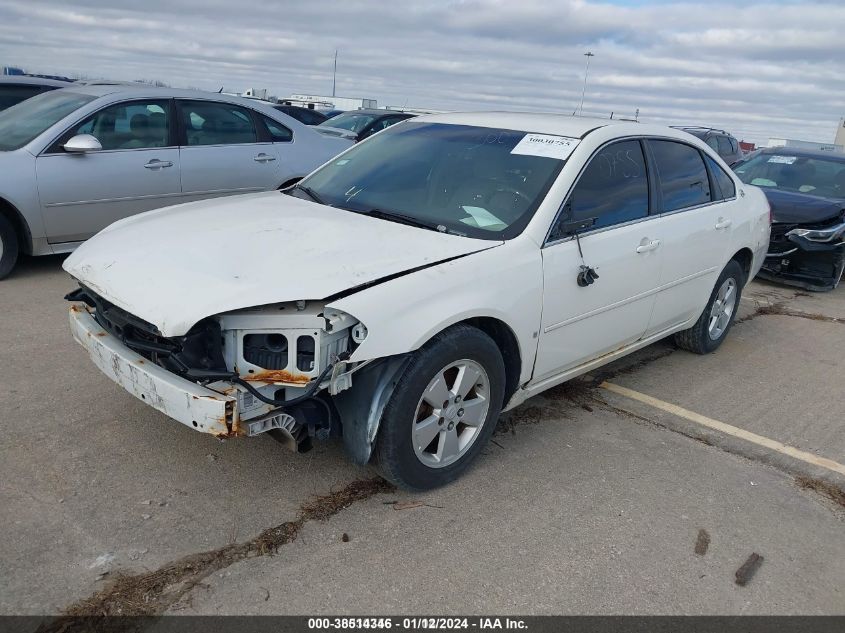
[796,475,845,509]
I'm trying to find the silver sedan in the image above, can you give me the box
[0,84,353,278]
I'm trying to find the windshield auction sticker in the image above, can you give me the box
[767,155,797,164]
[511,134,580,160]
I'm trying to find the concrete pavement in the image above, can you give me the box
[0,255,842,616]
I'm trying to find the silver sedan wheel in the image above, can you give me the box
[411,359,490,469]
[708,277,737,340]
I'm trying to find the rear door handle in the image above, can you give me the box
[144,159,173,169]
[254,153,277,163]
[636,239,661,253]
[715,217,732,230]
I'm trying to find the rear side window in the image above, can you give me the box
[705,155,737,200]
[564,139,649,231]
[180,100,257,146]
[650,140,711,212]
[262,116,293,142]
[717,136,733,156]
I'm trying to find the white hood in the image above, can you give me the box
[63,191,497,336]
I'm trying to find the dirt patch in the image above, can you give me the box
[734,552,764,586]
[755,306,845,325]
[39,477,394,631]
[734,290,820,325]
[496,405,546,435]
[694,529,710,556]
[795,476,845,509]
[587,347,677,384]
[544,379,596,405]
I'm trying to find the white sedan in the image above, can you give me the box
[63,112,771,490]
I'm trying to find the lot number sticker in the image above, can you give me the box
[511,134,580,160]
[767,155,797,164]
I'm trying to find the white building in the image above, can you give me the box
[767,137,843,153]
[288,94,377,112]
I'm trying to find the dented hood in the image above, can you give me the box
[63,191,498,336]
[765,189,844,225]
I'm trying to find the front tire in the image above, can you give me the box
[674,260,745,354]
[0,213,20,281]
[375,324,506,490]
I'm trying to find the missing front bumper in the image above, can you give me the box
[760,236,845,292]
[68,304,240,437]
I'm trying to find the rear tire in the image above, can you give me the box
[375,324,505,491]
[0,213,20,281]
[675,260,745,355]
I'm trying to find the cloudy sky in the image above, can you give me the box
[1,0,842,145]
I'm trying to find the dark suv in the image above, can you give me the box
[672,126,744,166]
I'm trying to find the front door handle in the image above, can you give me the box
[636,239,661,253]
[254,153,277,163]
[144,159,173,169]
[715,217,732,230]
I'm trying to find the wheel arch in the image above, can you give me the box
[334,316,523,467]
[454,316,521,405]
[729,247,754,284]
[0,196,33,255]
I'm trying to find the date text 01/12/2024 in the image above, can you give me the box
[307,617,528,630]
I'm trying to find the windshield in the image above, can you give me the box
[297,122,566,239]
[319,111,379,133]
[0,90,96,151]
[735,153,845,199]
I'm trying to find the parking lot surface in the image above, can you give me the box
[1,256,843,616]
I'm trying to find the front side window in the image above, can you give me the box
[562,139,649,232]
[0,90,96,151]
[650,140,711,211]
[180,100,257,146]
[68,100,170,151]
[297,122,565,240]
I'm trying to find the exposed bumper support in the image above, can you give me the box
[68,304,239,437]
[760,235,845,292]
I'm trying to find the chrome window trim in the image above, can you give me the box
[542,135,737,248]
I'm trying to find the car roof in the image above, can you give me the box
[335,108,410,117]
[413,111,629,137]
[0,76,72,88]
[49,83,279,104]
[756,147,845,162]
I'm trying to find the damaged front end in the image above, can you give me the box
[65,286,371,451]
[759,215,845,291]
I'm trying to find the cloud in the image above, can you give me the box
[0,0,841,145]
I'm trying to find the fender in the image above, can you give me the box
[326,237,544,388]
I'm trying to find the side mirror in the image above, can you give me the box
[63,134,102,153]
[559,217,596,235]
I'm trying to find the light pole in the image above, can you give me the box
[577,51,594,116]
[332,49,338,98]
